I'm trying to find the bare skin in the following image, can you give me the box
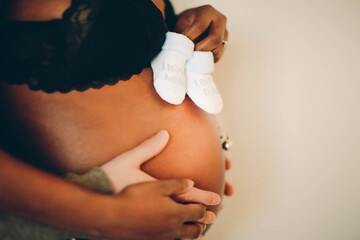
[175,5,229,63]
[0,0,230,239]
[0,151,208,240]
[0,69,224,240]
[0,68,225,200]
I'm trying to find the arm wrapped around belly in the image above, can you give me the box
[0,168,112,240]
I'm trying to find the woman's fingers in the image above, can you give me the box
[195,234,205,240]
[224,158,234,196]
[212,44,225,63]
[178,223,206,239]
[182,10,211,41]
[154,178,195,196]
[196,210,216,224]
[119,130,170,166]
[224,182,234,196]
[118,180,208,239]
[199,28,228,62]
[183,235,205,240]
[180,203,207,222]
[179,5,228,62]
[102,130,169,172]
[173,187,221,206]
[195,19,226,52]
[182,5,226,45]
[100,130,170,192]
[225,158,231,170]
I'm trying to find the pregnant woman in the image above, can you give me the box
[0,0,230,239]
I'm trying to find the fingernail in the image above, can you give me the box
[211,194,222,205]
[198,223,206,233]
[157,130,169,139]
[207,213,216,224]
[202,224,207,231]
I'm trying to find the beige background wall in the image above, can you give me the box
[172,0,360,239]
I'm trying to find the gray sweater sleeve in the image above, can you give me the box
[0,167,114,240]
[65,167,114,195]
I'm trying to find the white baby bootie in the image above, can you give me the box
[185,51,223,114]
[151,32,194,105]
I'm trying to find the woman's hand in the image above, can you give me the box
[100,130,171,193]
[218,158,234,211]
[101,130,221,205]
[0,149,207,240]
[224,158,234,197]
[101,130,220,226]
[90,179,208,240]
[175,5,228,63]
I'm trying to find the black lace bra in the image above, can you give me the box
[0,0,177,93]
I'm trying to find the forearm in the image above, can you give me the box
[0,149,105,236]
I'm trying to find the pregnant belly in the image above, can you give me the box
[0,68,225,201]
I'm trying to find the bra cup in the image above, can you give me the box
[0,0,168,93]
[64,0,166,77]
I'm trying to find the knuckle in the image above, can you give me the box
[194,204,206,219]
[174,209,185,223]
[203,4,214,11]
[170,209,184,225]
[195,22,207,31]
[211,36,223,46]
[159,179,173,190]
[169,217,183,233]
[182,192,191,202]
[169,219,180,230]
[172,178,185,189]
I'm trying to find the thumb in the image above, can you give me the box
[113,170,157,194]
[124,130,169,167]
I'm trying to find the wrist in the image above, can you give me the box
[81,193,128,239]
